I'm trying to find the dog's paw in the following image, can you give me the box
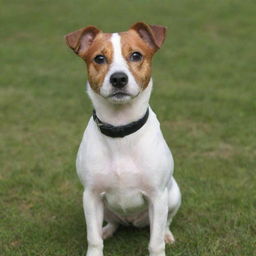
[86,246,103,256]
[164,230,175,244]
[102,223,118,240]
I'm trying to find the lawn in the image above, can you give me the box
[0,0,255,255]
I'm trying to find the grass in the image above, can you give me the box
[1,0,255,255]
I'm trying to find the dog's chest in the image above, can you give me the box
[93,152,146,190]
[77,114,173,214]
[96,155,148,215]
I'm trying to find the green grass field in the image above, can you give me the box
[1,0,255,255]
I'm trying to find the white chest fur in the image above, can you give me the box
[76,108,174,216]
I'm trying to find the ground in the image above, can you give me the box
[0,0,255,255]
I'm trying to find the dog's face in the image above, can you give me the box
[65,22,166,104]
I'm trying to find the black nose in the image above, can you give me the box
[110,72,128,88]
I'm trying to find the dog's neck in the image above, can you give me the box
[87,79,153,126]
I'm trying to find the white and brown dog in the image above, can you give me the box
[65,22,181,256]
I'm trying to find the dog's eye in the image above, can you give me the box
[130,52,143,62]
[94,55,106,64]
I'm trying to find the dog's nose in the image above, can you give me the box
[110,72,128,88]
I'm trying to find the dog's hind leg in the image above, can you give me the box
[102,223,119,240]
[165,177,181,244]
[102,205,120,239]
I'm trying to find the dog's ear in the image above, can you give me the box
[130,22,167,50]
[65,26,101,57]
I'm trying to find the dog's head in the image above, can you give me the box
[65,22,166,104]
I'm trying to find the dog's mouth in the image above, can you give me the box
[105,91,140,104]
[108,92,131,98]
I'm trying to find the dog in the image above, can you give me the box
[65,22,181,256]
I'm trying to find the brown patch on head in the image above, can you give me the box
[120,30,154,89]
[65,26,113,93]
[120,22,167,89]
[83,33,113,93]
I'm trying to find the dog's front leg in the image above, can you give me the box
[148,188,169,256]
[83,189,104,256]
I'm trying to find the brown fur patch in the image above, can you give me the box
[120,30,155,89]
[82,33,113,93]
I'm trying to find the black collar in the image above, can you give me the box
[93,108,149,138]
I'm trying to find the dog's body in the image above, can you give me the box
[66,23,181,256]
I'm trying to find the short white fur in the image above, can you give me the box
[78,31,181,256]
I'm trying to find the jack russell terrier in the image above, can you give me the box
[65,22,181,256]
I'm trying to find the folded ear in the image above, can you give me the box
[65,26,101,57]
[130,22,167,50]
